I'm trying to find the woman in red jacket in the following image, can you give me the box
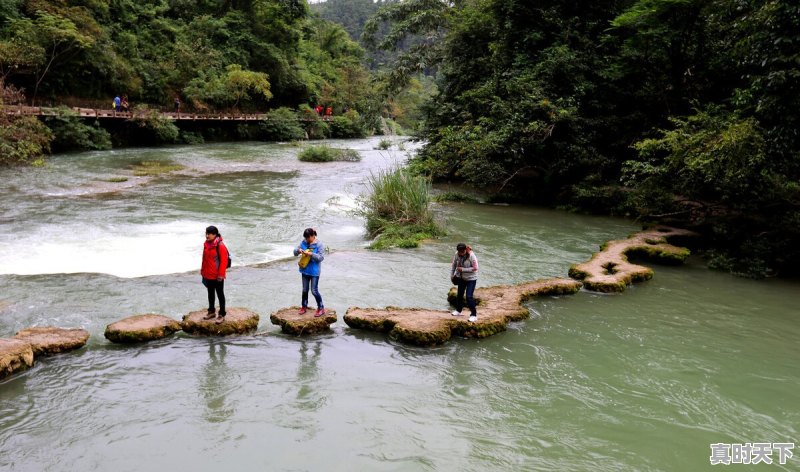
[201,225,229,323]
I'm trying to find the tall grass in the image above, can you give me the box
[298,145,361,162]
[361,167,443,249]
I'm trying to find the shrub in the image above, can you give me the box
[329,110,368,138]
[375,139,391,150]
[298,145,361,162]
[0,113,53,166]
[359,167,443,249]
[130,105,179,143]
[44,107,112,152]
[433,191,480,203]
[261,107,305,141]
[180,131,205,144]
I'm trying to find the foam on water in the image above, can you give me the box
[0,221,202,278]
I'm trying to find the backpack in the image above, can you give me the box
[216,243,232,269]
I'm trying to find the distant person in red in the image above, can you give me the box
[315,104,323,116]
[325,106,332,120]
[201,225,229,324]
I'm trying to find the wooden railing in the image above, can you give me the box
[1,105,314,121]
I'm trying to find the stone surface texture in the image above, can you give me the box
[345,278,582,346]
[181,307,259,336]
[105,314,182,343]
[0,338,34,379]
[568,226,698,292]
[270,308,338,335]
[13,327,90,357]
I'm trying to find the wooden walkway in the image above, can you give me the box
[2,104,301,121]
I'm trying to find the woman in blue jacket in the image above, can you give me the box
[293,227,326,316]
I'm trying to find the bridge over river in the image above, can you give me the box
[3,104,317,121]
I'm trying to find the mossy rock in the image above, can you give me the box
[181,307,259,336]
[104,314,182,344]
[569,226,698,293]
[0,338,34,379]
[270,307,337,336]
[345,278,582,347]
[13,327,90,357]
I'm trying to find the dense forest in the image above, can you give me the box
[1,0,798,276]
[0,0,410,158]
[363,0,800,277]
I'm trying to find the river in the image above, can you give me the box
[1,138,798,471]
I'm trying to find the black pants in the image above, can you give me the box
[203,278,226,315]
[455,279,477,316]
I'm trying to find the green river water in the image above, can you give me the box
[0,138,797,471]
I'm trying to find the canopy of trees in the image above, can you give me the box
[0,0,375,113]
[371,0,800,276]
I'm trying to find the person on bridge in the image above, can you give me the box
[293,228,326,317]
[114,95,121,112]
[325,106,333,120]
[174,96,181,113]
[201,225,229,324]
[450,243,479,322]
[315,104,323,116]
[121,95,129,112]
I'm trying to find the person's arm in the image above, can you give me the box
[311,242,325,262]
[293,244,302,256]
[451,254,458,275]
[461,253,479,273]
[217,243,229,279]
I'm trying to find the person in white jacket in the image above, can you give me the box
[450,242,479,322]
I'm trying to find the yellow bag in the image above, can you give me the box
[298,251,312,269]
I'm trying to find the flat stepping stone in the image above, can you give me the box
[104,314,182,344]
[569,226,698,292]
[181,307,259,336]
[0,338,34,379]
[345,278,582,346]
[13,327,89,357]
[270,307,337,335]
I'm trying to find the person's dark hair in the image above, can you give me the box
[303,227,317,238]
[456,243,467,251]
[206,225,219,236]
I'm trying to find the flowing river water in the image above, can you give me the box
[0,138,798,471]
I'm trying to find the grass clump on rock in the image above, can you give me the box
[360,167,443,249]
[298,145,361,162]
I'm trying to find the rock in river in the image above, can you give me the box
[105,314,182,344]
[13,327,90,357]
[0,338,34,379]
[270,307,337,335]
[181,307,259,336]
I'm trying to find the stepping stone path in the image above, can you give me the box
[568,226,698,292]
[181,307,259,336]
[13,327,89,357]
[105,314,182,344]
[270,307,338,336]
[0,338,34,379]
[345,278,582,346]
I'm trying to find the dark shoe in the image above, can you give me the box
[215,315,225,324]
[298,307,307,315]
[203,309,216,320]
[314,308,325,317]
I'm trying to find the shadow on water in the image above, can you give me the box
[200,342,235,424]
